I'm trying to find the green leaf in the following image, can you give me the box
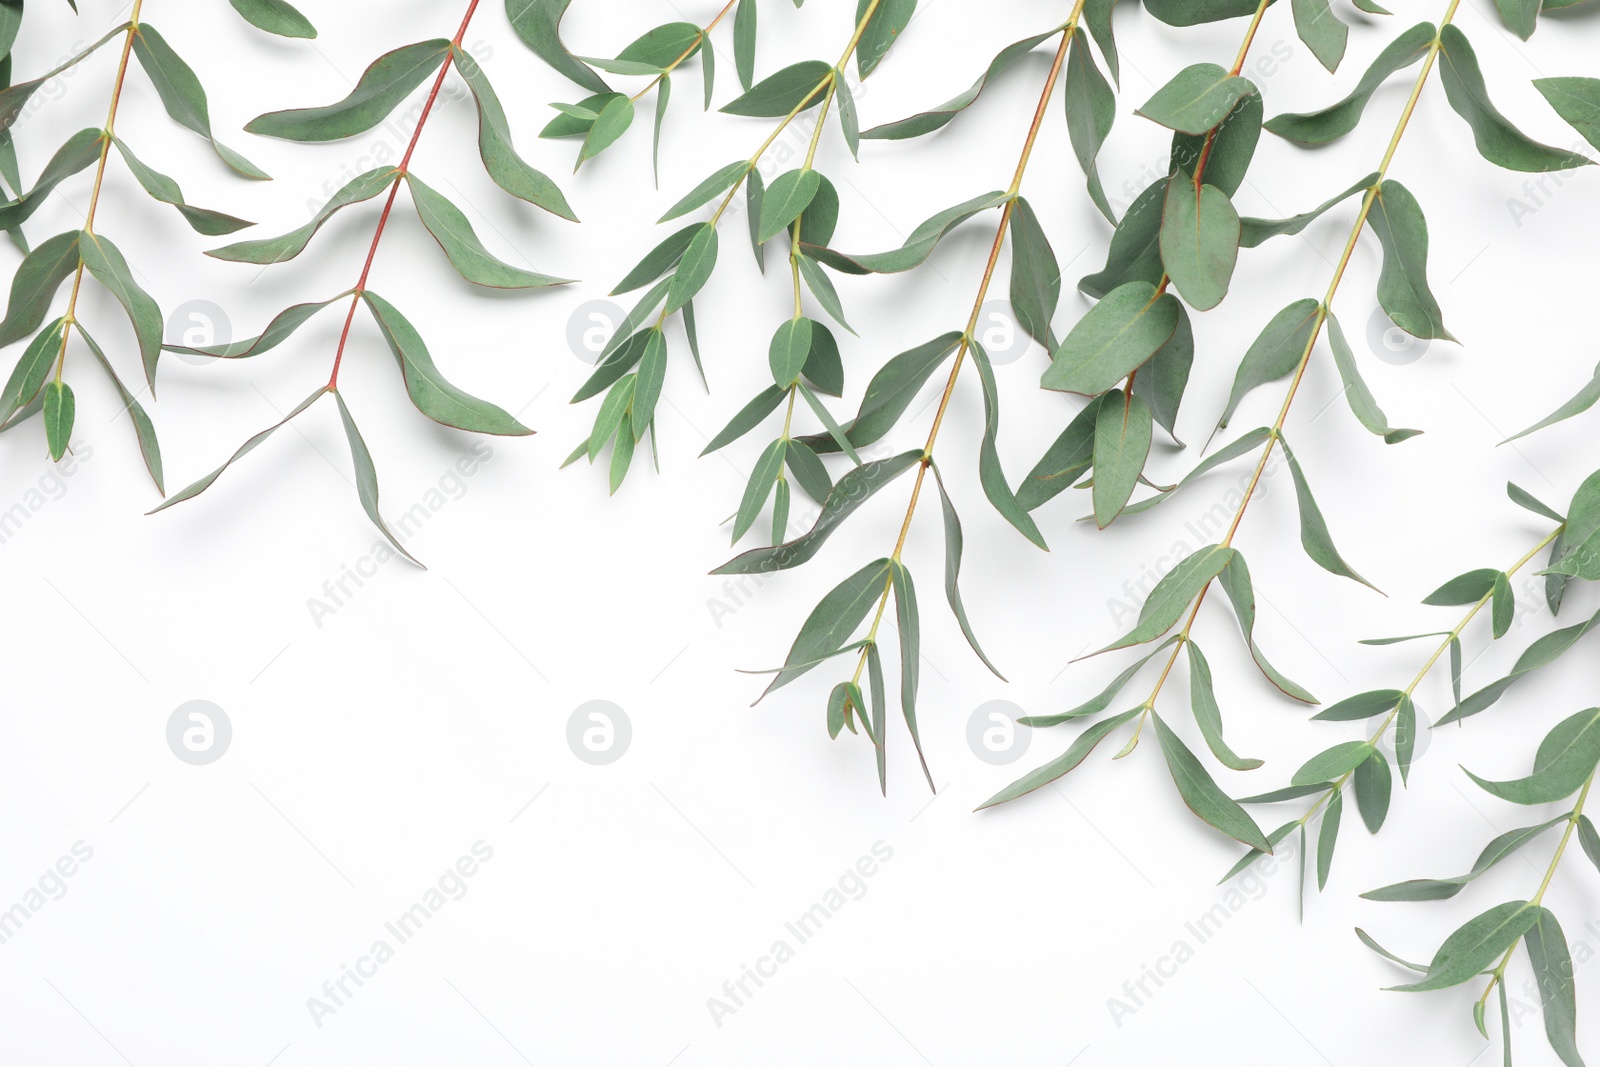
[1325,311,1420,443]
[1145,0,1267,25]
[702,386,786,455]
[1118,426,1270,518]
[1136,63,1256,136]
[1292,741,1373,786]
[1188,641,1262,770]
[1353,750,1392,833]
[77,323,162,492]
[1394,693,1418,782]
[801,332,962,452]
[362,292,532,435]
[589,377,634,462]
[132,24,269,178]
[768,317,813,386]
[804,191,1009,275]
[856,0,916,79]
[976,709,1140,811]
[1503,359,1600,443]
[785,439,832,504]
[1240,173,1376,248]
[1363,816,1570,901]
[1023,640,1177,728]
[1153,713,1271,849]
[1440,608,1600,724]
[1018,397,1101,513]
[758,558,890,696]
[757,168,822,244]
[1579,814,1600,874]
[1466,706,1600,805]
[111,137,251,235]
[1292,0,1348,73]
[1159,177,1240,311]
[1265,22,1435,145]
[506,0,611,95]
[1491,572,1514,638]
[1092,390,1154,529]
[1492,0,1540,38]
[165,296,340,360]
[1218,551,1319,702]
[332,391,421,567]
[1094,545,1235,655]
[452,45,575,220]
[1064,34,1116,221]
[836,72,860,159]
[1369,179,1454,342]
[630,329,667,440]
[614,22,701,68]
[405,173,568,288]
[609,420,636,492]
[0,128,102,232]
[1218,299,1321,428]
[1083,0,1119,85]
[1313,689,1405,722]
[734,0,757,91]
[78,231,162,389]
[862,30,1056,140]
[798,255,853,335]
[733,439,787,543]
[1357,928,1428,973]
[0,318,64,425]
[652,76,670,186]
[1535,76,1600,153]
[720,60,831,117]
[889,561,933,791]
[150,387,327,514]
[1437,26,1591,173]
[1549,469,1600,577]
[930,464,1003,679]
[665,224,718,313]
[745,168,766,269]
[1279,436,1377,589]
[612,224,700,295]
[1219,822,1300,884]
[1042,281,1180,396]
[658,160,747,222]
[577,94,634,167]
[1133,303,1194,445]
[970,340,1046,548]
[714,450,923,574]
[1008,197,1059,353]
[1171,93,1262,199]
[0,24,127,135]
[209,168,395,264]
[826,681,854,739]
[1079,181,1163,299]
[1317,787,1343,888]
[228,0,317,38]
[1424,568,1501,606]
[0,231,81,350]
[1389,901,1539,992]
[1525,908,1584,1067]
[42,380,72,460]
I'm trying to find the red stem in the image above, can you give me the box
[327,0,481,388]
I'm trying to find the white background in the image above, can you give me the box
[3,0,1600,1064]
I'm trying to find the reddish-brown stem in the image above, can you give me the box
[327,0,481,388]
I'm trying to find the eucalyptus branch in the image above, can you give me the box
[1362,731,1600,1065]
[0,1,305,489]
[153,0,573,563]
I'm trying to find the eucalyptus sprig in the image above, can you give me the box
[559,0,914,493]
[1218,481,1588,904]
[984,0,1595,847]
[0,1,307,489]
[152,0,573,564]
[1361,723,1600,1065]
